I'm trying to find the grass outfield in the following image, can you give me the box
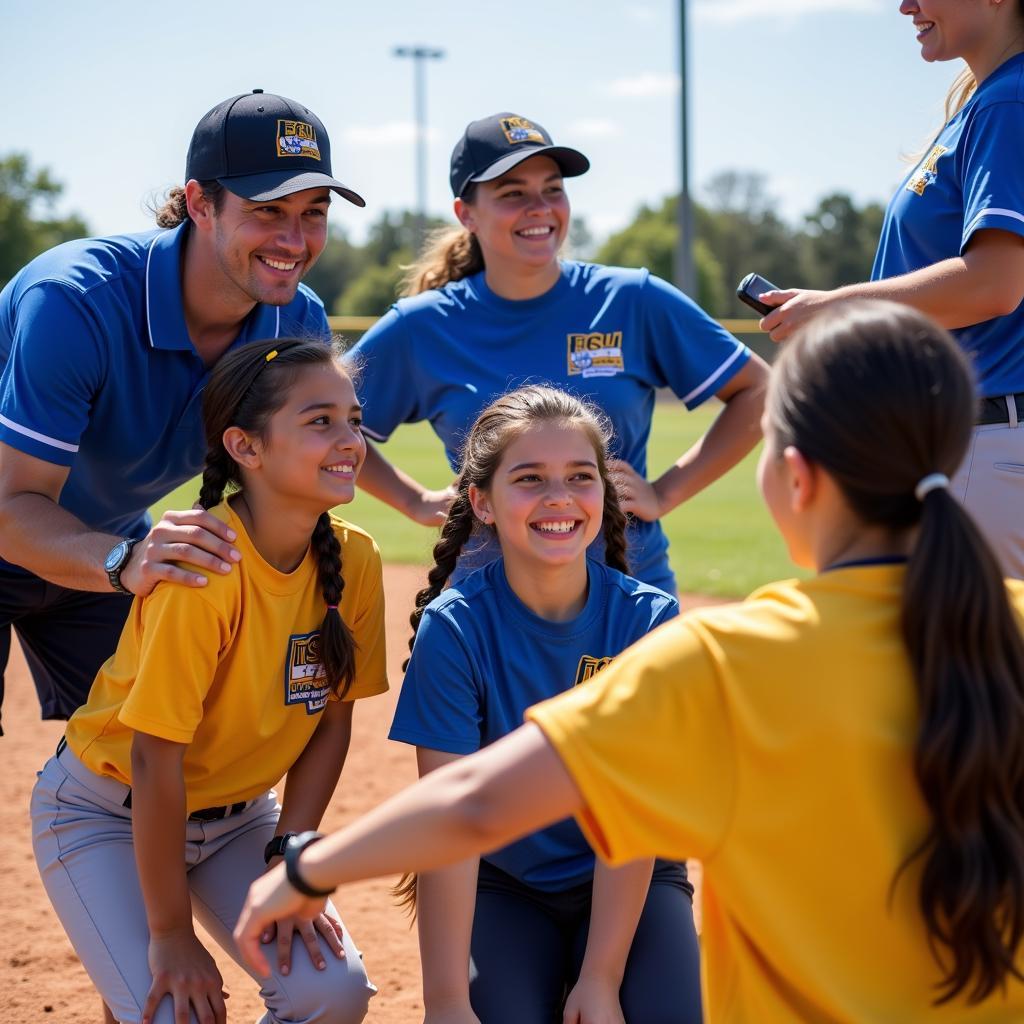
[152,403,801,599]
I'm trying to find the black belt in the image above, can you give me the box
[978,392,1024,425]
[56,736,248,822]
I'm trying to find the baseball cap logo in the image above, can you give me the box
[277,119,321,160]
[500,116,545,145]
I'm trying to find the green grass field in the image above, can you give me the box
[152,403,801,599]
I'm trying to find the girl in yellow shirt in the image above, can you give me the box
[33,338,387,1024]
[237,303,1024,1022]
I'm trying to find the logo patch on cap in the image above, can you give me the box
[500,116,545,145]
[277,120,321,160]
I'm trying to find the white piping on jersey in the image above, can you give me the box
[0,413,79,453]
[680,344,746,406]
[145,235,157,349]
[275,307,281,337]
[360,425,387,442]
[964,207,1024,238]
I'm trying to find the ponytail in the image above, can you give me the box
[900,491,1024,1003]
[399,225,485,297]
[771,300,1024,1003]
[152,181,225,229]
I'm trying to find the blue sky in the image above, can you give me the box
[4,0,953,244]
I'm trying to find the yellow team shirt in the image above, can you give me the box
[528,565,1024,1023]
[67,501,388,813]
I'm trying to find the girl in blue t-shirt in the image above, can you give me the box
[348,112,768,596]
[388,384,701,1023]
[761,0,1024,577]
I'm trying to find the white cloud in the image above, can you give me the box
[604,72,680,99]
[340,122,439,147]
[694,0,882,24]
[568,117,620,138]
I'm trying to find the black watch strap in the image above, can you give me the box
[284,831,336,897]
[263,831,298,865]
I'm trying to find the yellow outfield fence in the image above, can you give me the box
[329,315,765,335]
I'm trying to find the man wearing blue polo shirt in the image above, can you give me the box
[0,90,365,734]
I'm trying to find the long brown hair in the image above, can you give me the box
[769,300,1024,1004]
[393,384,630,913]
[199,338,358,697]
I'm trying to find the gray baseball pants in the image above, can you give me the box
[31,743,376,1024]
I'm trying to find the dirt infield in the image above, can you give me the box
[1,564,711,1023]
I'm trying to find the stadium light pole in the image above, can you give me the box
[674,0,697,298]
[393,45,445,255]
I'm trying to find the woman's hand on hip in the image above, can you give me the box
[608,460,663,521]
[142,930,227,1024]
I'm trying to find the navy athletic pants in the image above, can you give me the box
[469,859,702,1024]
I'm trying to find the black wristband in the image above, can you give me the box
[263,831,298,865]
[284,831,336,897]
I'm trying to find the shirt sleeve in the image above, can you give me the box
[347,308,422,442]
[641,273,751,410]
[0,282,106,466]
[341,537,389,701]
[960,102,1024,250]
[118,586,231,744]
[389,606,484,755]
[527,618,736,864]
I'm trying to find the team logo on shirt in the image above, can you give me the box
[283,629,330,714]
[905,145,947,196]
[573,655,614,687]
[500,116,546,145]
[567,332,625,378]
[277,120,322,160]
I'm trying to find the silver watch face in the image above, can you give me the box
[104,540,130,573]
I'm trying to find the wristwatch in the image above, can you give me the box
[284,831,337,897]
[263,831,298,865]
[103,538,138,595]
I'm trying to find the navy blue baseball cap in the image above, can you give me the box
[186,90,365,207]
[449,112,590,198]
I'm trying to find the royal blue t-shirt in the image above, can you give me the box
[0,223,330,551]
[873,53,1024,396]
[389,557,678,891]
[349,261,750,586]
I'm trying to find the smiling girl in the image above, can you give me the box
[31,338,386,1024]
[387,385,701,1024]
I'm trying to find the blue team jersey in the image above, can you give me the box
[389,557,678,891]
[348,261,750,585]
[0,223,331,546]
[872,53,1024,396]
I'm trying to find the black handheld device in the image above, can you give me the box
[736,273,780,316]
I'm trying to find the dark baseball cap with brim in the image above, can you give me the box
[450,112,590,198]
[186,90,365,207]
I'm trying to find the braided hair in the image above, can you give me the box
[199,337,357,697]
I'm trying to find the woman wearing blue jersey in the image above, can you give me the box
[762,0,1024,576]
[386,385,700,1024]
[348,112,768,596]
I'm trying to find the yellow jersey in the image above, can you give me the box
[529,565,1024,1022]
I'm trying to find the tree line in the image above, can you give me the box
[2,155,884,321]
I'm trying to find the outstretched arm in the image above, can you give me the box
[234,724,579,976]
